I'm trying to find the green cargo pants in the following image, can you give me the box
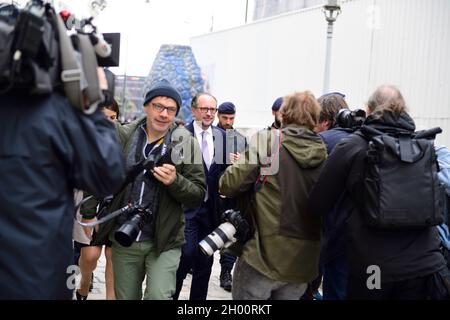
[112,240,181,300]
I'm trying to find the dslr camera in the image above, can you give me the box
[199,209,250,256]
[114,203,153,247]
[114,140,173,247]
[336,108,366,129]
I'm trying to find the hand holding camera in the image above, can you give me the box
[152,164,177,186]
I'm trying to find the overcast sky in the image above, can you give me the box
[87,0,252,76]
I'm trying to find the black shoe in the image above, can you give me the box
[76,290,88,301]
[220,269,232,292]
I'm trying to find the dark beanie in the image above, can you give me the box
[272,97,283,112]
[218,102,236,114]
[143,79,182,115]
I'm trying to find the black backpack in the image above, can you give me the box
[359,125,446,229]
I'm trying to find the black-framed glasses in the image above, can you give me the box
[151,103,177,115]
[197,107,218,114]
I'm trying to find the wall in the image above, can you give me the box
[191,0,450,147]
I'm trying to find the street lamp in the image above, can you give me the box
[322,0,341,94]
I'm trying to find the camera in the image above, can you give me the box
[114,204,153,247]
[114,136,173,247]
[336,108,366,129]
[199,209,250,256]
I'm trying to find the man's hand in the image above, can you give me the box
[230,152,241,164]
[152,164,177,186]
[81,217,98,240]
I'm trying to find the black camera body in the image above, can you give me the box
[114,136,174,247]
[114,204,153,247]
[336,108,366,129]
[143,146,173,172]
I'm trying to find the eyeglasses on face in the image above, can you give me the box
[196,107,218,114]
[151,103,177,115]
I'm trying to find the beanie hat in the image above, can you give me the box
[143,79,182,115]
[272,97,283,111]
[218,102,236,114]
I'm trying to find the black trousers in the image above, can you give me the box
[347,267,450,300]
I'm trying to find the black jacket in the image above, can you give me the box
[318,127,353,264]
[0,93,126,299]
[310,111,446,282]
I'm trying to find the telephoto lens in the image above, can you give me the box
[199,222,237,256]
[114,212,145,247]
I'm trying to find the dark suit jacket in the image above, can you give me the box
[184,121,228,229]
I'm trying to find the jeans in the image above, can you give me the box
[232,258,307,300]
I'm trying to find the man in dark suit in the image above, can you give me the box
[174,93,228,300]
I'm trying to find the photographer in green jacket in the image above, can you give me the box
[83,80,206,300]
[219,91,327,300]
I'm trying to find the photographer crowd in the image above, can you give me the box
[1,1,450,301]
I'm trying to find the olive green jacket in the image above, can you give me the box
[86,117,206,255]
[219,125,327,283]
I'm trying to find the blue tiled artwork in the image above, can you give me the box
[145,44,206,124]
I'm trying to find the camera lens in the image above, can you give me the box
[114,213,143,247]
[199,222,237,256]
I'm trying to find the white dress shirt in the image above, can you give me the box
[193,121,214,167]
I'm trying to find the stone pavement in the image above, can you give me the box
[84,248,232,300]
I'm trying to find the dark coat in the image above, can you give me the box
[184,121,228,229]
[318,127,353,264]
[0,93,126,299]
[310,112,446,282]
[220,125,327,283]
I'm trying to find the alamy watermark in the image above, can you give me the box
[169,128,282,176]
[366,265,381,290]
[66,265,81,290]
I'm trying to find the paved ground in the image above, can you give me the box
[84,248,232,300]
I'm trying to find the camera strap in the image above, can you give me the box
[55,10,102,114]
[54,11,82,108]
[254,129,282,192]
[77,202,135,227]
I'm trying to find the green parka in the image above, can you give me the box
[86,117,206,255]
[219,125,327,283]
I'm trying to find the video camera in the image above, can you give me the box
[0,0,120,113]
[336,108,366,130]
[199,209,250,256]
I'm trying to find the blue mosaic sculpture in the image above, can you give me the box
[145,44,206,124]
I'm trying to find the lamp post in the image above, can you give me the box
[322,0,341,94]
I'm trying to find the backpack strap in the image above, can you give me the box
[398,133,414,163]
[54,11,84,109]
[77,33,102,114]
[55,11,102,114]
[254,129,282,192]
[362,125,415,162]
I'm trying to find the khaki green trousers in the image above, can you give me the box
[112,240,181,300]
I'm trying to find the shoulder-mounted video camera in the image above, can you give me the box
[0,0,120,114]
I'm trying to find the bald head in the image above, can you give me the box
[367,85,406,115]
